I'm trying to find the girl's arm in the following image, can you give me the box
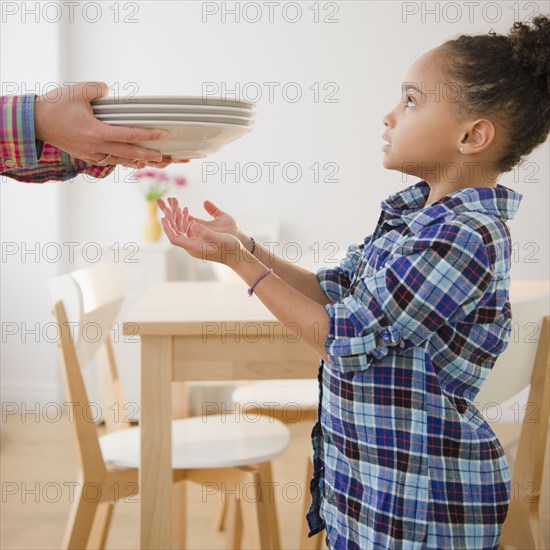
[163,198,332,306]
[229,245,330,362]
[158,202,330,361]
[236,229,332,306]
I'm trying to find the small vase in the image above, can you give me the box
[143,200,162,242]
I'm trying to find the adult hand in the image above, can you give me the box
[158,197,243,265]
[33,81,186,167]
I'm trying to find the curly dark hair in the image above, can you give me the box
[437,14,550,174]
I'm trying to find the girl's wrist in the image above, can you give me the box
[237,231,257,256]
[224,243,263,275]
[223,240,249,269]
[237,230,252,247]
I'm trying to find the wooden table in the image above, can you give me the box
[122,279,549,549]
[123,281,320,549]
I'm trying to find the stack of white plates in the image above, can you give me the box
[92,96,255,159]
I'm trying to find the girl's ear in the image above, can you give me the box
[465,119,497,152]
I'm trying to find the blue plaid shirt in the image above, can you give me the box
[306,180,523,549]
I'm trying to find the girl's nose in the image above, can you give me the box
[382,110,394,127]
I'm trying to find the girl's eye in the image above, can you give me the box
[405,95,415,108]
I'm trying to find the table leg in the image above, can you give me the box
[141,335,174,549]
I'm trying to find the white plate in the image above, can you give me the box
[92,103,254,116]
[96,113,254,126]
[103,120,251,159]
[92,95,254,110]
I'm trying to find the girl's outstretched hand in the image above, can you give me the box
[184,200,240,238]
[157,197,242,265]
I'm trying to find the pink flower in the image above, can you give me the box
[135,168,157,179]
[134,167,189,201]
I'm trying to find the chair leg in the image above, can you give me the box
[255,461,281,549]
[239,468,273,550]
[299,455,323,550]
[224,492,244,549]
[214,498,228,531]
[499,502,541,550]
[61,481,100,549]
[86,502,115,549]
[171,480,187,550]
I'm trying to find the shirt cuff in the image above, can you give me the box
[323,295,405,373]
[1,94,41,170]
[316,266,352,303]
[46,145,117,180]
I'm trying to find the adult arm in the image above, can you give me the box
[1,82,177,183]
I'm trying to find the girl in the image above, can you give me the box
[158,15,549,550]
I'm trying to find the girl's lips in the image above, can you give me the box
[382,143,391,151]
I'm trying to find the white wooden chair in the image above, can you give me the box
[475,292,550,550]
[231,379,321,549]
[48,262,290,549]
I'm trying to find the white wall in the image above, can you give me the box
[59,0,549,277]
[1,1,549,416]
[1,2,62,405]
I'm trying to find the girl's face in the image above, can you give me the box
[381,48,470,179]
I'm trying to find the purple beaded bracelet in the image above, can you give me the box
[248,268,273,296]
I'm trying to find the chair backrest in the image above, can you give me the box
[49,263,129,475]
[476,292,550,406]
[500,314,549,548]
[474,288,550,549]
[49,263,126,367]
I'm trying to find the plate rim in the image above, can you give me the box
[100,118,253,127]
[97,113,254,121]
[92,103,255,113]
[102,120,253,131]
[92,95,255,109]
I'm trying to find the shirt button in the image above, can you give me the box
[4,159,16,168]
[381,329,391,341]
